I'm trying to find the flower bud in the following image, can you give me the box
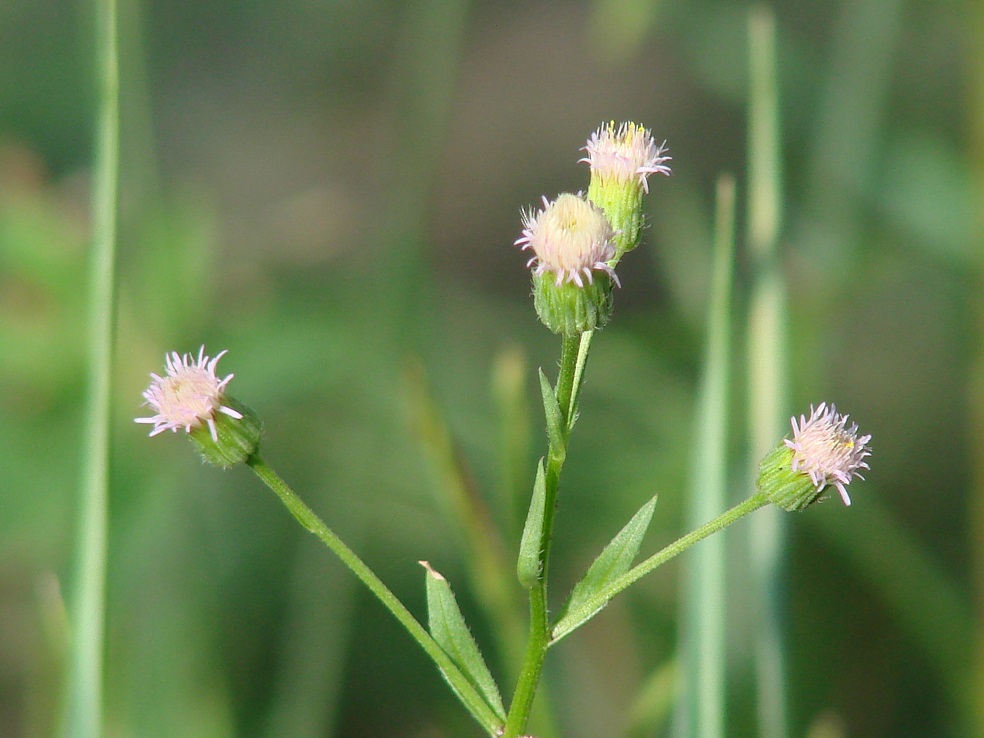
[136,346,261,467]
[515,193,618,335]
[580,122,671,257]
[757,403,872,511]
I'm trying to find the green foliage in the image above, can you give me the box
[552,496,658,643]
[422,562,506,722]
[538,368,566,460]
[516,459,547,589]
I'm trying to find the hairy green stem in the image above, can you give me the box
[245,454,502,736]
[503,333,584,738]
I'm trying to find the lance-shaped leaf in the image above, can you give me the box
[516,459,547,589]
[551,496,658,643]
[420,562,506,721]
[538,368,565,460]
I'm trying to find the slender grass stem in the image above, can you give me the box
[245,454,503,736]
[747,8,790,737]
[677,173,736,738]
[61,1,118,735]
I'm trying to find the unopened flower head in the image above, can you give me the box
[136,346,243,441]
[580,122,669,258]
[515,193,618,288]
[758,402,872,511]
[784,403,872,506]
[136,346,262,468]
[580,121,671,194]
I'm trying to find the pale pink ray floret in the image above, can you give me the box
[514,192,619,288]
[784,402,872,506]
[136,345,243,442]
[579,122,671,193]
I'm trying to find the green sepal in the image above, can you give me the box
[538,369,565,461]
[551,496,658,643]
[756,444,824,511]
[517,459,547,589]
[533,271,614,336]
[187,396,262,468]
[421,562,506,721]
[586,178,646,258]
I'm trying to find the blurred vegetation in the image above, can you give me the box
[0,0,978,736]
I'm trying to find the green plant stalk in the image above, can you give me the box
[746,8,789,738]
[502,333,585,738]
[61,0,118,735]
[245,454,503,736]
[552,493,770,644]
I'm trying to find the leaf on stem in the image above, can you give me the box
[420,561,506,721]
[551,496,658,643]
[538,368,565,460]
[567,330,593,431]
[516,459,547,589]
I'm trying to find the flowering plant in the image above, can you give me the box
[136,123,871,738]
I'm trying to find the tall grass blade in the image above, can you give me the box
[746,7,789,738]
[60,0,119,735]
[970,3,984,734]
[675,174,736,738]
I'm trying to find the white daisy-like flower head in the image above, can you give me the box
[136,346,243,442]
[580,121,671,193]
[515,193,619,288]
[783,402,872,506]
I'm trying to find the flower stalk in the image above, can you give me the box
[246,453,504,735]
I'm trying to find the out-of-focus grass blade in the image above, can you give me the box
[746,7,789,738]
[795,0,904,277]
[675,174,736,738]
[491,345,532,538]
[625,658,678,738]
[967,4,984,735]
[60,0,119,735]
[403,361,526,666]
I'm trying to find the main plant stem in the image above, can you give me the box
[503,333,585,738]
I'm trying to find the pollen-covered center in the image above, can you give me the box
[518,193,617,287]
[784,402,871,505]
[793,422,857,479]
[159,369,223,427]
[543,195,610,270]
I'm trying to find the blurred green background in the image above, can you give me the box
[1,0,980,735]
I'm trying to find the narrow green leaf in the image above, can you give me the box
[421,562,506,721]
[551,496,658,642]
[538,368,565,459]
[516,459,547,589]
[567,330,593,432]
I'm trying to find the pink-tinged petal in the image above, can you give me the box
[784,403,872,506]
[136,346,238,438]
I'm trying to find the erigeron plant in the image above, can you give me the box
[137,123,871,738]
